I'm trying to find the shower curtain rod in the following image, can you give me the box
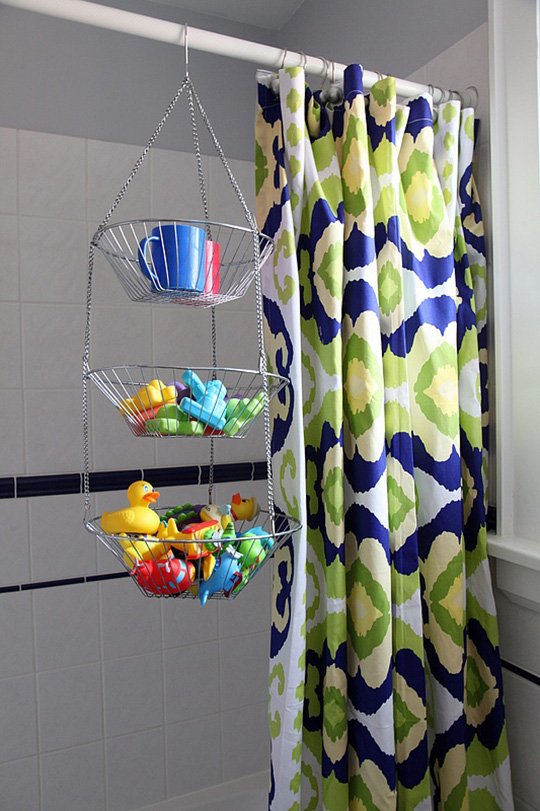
[1,0,477,107]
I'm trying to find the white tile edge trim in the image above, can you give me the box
[488,535,540,572]
[137,770,269,811]
[489,535,540,613]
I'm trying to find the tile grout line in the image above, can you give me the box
[97,580,110,811]
[29,589,44,811]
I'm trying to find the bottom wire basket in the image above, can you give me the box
[86,503,300,602]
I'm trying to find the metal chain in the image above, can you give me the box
[189,85,275,525]
[186,79,217,502]
[82,67,276,527]
[82,76,190,515]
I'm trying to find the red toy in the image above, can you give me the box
[132,558,195,595]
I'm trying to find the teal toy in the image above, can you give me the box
[146,403,204,435]
[239,525,274,551]
[199,552,242,605]
[179,370,227,431]
[223,393,265,436]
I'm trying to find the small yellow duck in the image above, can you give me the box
[119,379,177,417]
[231,493,260,522]
[101,481,161,536]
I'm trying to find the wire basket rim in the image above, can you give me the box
[91,218,274,249]
[85,509,302,544]
[84,364,288,387]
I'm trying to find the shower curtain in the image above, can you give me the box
[255,66,512,811]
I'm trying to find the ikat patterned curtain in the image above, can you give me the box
[255,65,513,811]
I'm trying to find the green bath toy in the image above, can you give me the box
[145,404,204,436]
[237,536,265,568]
[223,393,265,436]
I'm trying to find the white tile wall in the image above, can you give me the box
[165,713,222,798]
[0,214,20,300]
[0,125,271,811]
[164,641,221,724]
[29,493,97,580]
[33,583,100,670]
[0,128,17,215]
[18,131,86,221]
[106,727,166,811]
[41,741,106,811]
[0,674,38,762]
[37,662,103,750]
[104,652,164,738]
[0,591,34,677]
[221,701,269,782]
[0,498,30,586]
[0,756,40,811]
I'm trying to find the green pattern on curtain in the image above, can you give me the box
[256,65,512,811]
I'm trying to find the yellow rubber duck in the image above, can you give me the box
[101,481,162,536]
[231,493,260,522]
[119,379,177,416]
[120,537,170,565]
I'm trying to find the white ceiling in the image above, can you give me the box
[143,0,306,30]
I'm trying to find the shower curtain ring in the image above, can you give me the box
[298,51,308,71]
[279,48,288,70]
[183,23,189,77]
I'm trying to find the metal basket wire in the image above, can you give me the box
[92,219,274,306]
[86,364,288,439]
[86,508,300,600]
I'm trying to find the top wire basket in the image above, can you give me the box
[92,219,274,307]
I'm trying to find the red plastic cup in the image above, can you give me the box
[204,241,221,295]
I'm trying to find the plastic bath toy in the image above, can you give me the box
[133,558,195,595]
[198,553,243,605]
[239,525,274,551]
[119,379,177,416]
[160,504,200,529]
[100,481,161,536]
[237,536,265,568]
[166,381,190,401]
[223,393,265,436]
[179,370,227,431]
[145,404,204,436]
[231,493,260,522]
[120,537,169,565]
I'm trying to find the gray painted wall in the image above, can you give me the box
[0,0,278,160]
[0,0,487,160]
[279,0,488,80]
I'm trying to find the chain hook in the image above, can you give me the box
[184,23,189,78]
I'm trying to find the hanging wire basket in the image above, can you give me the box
[92,219,274,306]
[86,508,301,600]
[82,31,303,600]
[86,364,288,438]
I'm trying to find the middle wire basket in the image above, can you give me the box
[87,364,288,439]
[92,219,274,307]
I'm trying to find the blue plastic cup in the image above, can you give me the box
[138,224,206,291]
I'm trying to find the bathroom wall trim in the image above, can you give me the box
[0,461,267,499]
[500,659,540,688]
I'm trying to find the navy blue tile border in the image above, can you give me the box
[501,659,540,687]
[0,477,15,499]
[0,462,265,500]
[17,473,82,498]
[146,465,200,488]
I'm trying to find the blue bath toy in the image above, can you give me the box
[198,552,242,605]
[179,370,227,431]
